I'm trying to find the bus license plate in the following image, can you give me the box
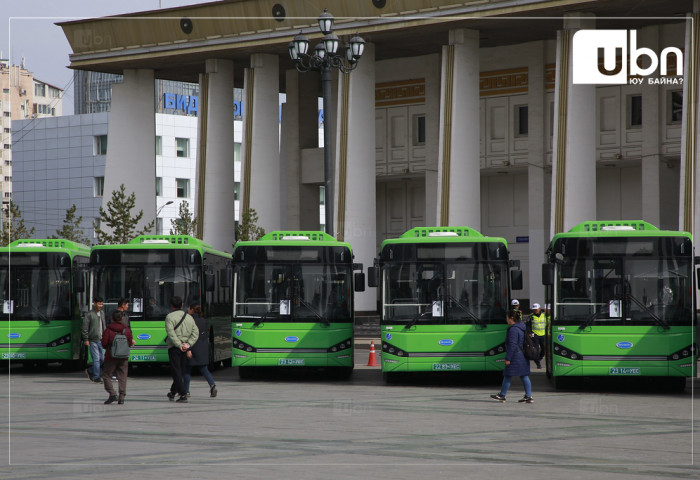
[131,354,157,361]
[432,363,461,371]
[2,353,26,359]
[609,367,640,375]
[279,359,305,366]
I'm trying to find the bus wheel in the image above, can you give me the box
[330,367,353,380]
[383,372,400,384]
[238,366,255,380]
[664,377,687,393]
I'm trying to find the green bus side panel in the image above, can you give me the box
[232,323,353,368]
[0,321,79,361]
[380,325,507,373]
[551,326,697,377]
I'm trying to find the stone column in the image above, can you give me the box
[240,53,280,234]
[640,27,662,227]
[436,29,480,228]
[551,13,596,234]
[336,43,377,311]
[196,59,235,251]
[103,69,155,235]
[527,42,547,307]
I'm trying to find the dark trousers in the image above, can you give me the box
[168,347,188,396]
[534,334,546,366]
[102,358,128,400]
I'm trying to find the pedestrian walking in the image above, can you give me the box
[101,310,135,404]
[81,296,106,383]
[164,296,198,403]
[491,308,533,403]
[528,302,547,369]
[184,303,217,398]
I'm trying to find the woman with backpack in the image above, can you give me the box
[101,310,135,405]
[490,309,534,403]
[183,303,217,398]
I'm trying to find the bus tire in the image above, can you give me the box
[552,375,573,390]
[330,366,353,380]
[383,372,400,384]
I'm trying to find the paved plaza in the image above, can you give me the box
[0,352,698,480]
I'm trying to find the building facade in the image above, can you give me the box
[56,1,700,311]
[0,58,63,209]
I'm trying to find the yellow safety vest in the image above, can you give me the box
[531,312,547,336]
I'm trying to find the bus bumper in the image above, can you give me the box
[233,348,354,368]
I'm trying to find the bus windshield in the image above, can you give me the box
[555,255,693,327]
[234,263,353,323]
[0,261,72,321]
[382,260,509,325]
[94,264,202,321]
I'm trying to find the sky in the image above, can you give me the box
[3,1,201,115]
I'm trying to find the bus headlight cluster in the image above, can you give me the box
[553,343,583,361]
[667,344,698,361]
[47,334,71,348]
[382,341,406,357]
[327,338,352,353]
[233,338,256,353]
[486,343,506,356]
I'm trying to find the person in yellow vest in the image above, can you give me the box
[528,303,547,369]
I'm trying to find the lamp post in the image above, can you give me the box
[156,200,174,217]
[288,10,365,237]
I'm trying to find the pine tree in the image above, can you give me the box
[93,184,154,245]
[235,208,265,244]
[169,200,198,237]
[0,201,35,246]
[51,204,91,245]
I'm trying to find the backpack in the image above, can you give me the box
[110,330,130,359]
[521,330,539,361]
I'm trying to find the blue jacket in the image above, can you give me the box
[504,322,531,377]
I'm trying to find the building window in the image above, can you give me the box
[156,136,162,156]
[3,144,10,150]
[95,135,108,155]
[234,183,240,201]
[94,177,105,197]
[627,95,642,128]
[4,112,10,117]
[514,105,529,137]
[319,186,325,206]
[176,138,189,158]
[668,90,683,124]
[156,177,162,197]
[413,115,426,146]
[176,178,189,198]
[4,176,11,182]
[156,217,164,235]
[34,83,46,97]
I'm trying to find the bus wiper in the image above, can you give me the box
[578,310,602,330]
[295,297,330,326]
[626,294,670,330]
[404,310,431,330]
[447,294,486,328]
[253,310,278,327]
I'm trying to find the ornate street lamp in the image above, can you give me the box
[288,9,365,237]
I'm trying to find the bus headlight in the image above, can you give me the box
[327,338,352,353]
[553,343,583,361]
[668,344,698,361]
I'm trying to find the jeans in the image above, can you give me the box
[184,364,215,393]
[89,342,105,380]
[500,375,532,397]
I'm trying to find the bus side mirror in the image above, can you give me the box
[220,268,232,288]
[367,266,379,288]
[354,272,366,292]
[74,272,85,293]
[510,269,523,290]
[205,273,216,292]
[542,264,554,286]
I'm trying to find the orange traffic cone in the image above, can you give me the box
[366,340,379,367]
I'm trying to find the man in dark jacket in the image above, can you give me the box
[183,303,217,398]
[101,310,135,404]
[491,309,533,403]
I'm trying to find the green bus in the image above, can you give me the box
[0,239,90,368]
[90,235,232,366]
[368,227,523,381]
[232,231,365,378]
[542,221,697,390]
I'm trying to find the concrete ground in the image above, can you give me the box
[0,349,698,480]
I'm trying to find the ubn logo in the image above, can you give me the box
[572,30,683,85]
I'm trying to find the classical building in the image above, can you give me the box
[57,0,700,311]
